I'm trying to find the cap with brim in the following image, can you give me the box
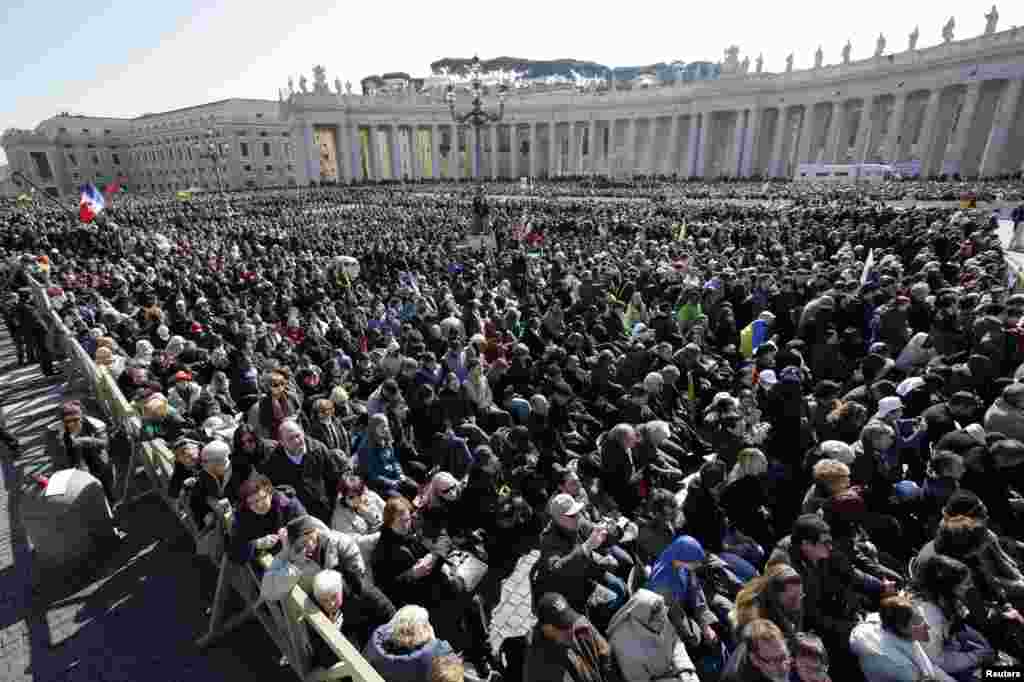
[536,592,582,629]
[285,515,319,545]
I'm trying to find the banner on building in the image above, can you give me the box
[314,126,339,182]
[359,128,371,180]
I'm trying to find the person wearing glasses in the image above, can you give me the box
[768,515,895,668]
[721,618,792,682]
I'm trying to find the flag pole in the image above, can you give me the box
[10,171,78,221]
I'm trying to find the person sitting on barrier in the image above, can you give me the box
[190,440,237,529]
[59,400,116,503]
[262,514,396,648]
[260,419,343,524]
[363,604,455,682]
[309,569,347,670]
[229,474,306,564]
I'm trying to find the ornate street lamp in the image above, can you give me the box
[446,55,507,181]
[194,128,225,193]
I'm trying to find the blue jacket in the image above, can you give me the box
[358,444,404,492]
[362,624,453,682]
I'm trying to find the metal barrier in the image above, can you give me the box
[24,274,385,682]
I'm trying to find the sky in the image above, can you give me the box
[2,0,1022,166]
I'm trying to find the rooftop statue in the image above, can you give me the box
[909,25,920,50]
[841,41,852,64]
[299,75,309,94]
[814,46,823,68]
[288,76,295,94]
[942,16,955,43]
[875,33,886,57]
[722,45,740,74]
[345,81,352,94]
[785,53,794,72]
[755,54,763,73]
[312,65,329,94]
[335,78,343,95]
[740,56,750,74]
[985,5,999,35]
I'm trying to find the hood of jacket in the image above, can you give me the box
[606,588,665,636]
[363,624,452,677]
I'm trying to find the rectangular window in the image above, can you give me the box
[263,142,271,157]
[104,129,112,135]
[282,132,290,138]
[91,154,100,165]
[265,164,273,171]
[241,142,249,157]
[112,153,121,165]
[67,153,78,166]
[260,131,267,136]
[30,152,54,180]
[243,164,252,172]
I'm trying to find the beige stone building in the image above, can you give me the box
[2,99,293,198]
[5,15,1024,197]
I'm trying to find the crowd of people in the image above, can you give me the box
[3,177,1024,682]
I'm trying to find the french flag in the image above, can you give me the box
[79,183,105,223]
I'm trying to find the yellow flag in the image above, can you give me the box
[676,222,687,242]
[687,370,696,402]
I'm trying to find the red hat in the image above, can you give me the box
[174,370,193,382]
[895,296,911,305]
[191,322,204,334]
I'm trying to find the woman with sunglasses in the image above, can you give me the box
[332,474,385,538]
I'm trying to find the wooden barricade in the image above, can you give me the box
[198,553,385,682]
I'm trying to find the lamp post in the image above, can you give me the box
[194,129,225,193]
[445,55,507,183]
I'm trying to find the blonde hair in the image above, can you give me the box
[389,605,434,649]
[734,563,800,630]
[812,458,851,495]
[430,654,465,682]
[728,448,768,484]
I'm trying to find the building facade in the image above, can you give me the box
[5,19,1024,198]
[1,99,294,198]
[284,24,1024,183]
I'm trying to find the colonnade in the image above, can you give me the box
[299,75,1024,182]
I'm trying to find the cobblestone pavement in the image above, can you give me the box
[0,326,538,681]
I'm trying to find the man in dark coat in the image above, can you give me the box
[258,419,342,524]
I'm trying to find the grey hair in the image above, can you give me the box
[311,569,344,604]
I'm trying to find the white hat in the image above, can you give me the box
[896,376,926,398]
[758,370,778,387]
[548,493,585,519]
[874,396,904,421]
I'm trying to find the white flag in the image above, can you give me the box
[860,248,875,286]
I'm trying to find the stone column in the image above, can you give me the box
[303,122,317,183]
[627,117,639,177]
[449,125,460,180]
[685,113,701,177]
[348,123,363,182]
[646,119,660,175]
[606,119,616,178]
[853,98,876,163]
[741,108,761,177]
[469,126,479,179]
[588,119,599,174]
[883,94,908,163]
[407,127,418,181]
[694,113,709,178]
[568,121,579,176]
[665,115,680,175]
[394,126,405,180]
[980,78,1024,177]
[489,125,499,179]
[827,102,847,163]
[768,108,788,177]
[510,124,519,179]
[549,121,559,178]
[338,121,352,184]
[430,124,441,179]
[529,122,538,178]
[916,89,944,177]
[942,82,982,176]
[730,110,747,176]
[794,105,814,167]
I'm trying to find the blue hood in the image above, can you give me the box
[362,624,453,682]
